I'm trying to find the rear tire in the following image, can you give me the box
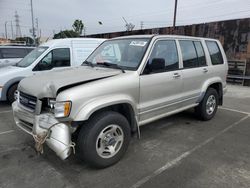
[7,84,18,104]
[195,88,219,121]
[77,111,131,168]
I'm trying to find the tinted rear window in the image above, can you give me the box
[179,40,199,68]
[0,48,30,58]
[194,41,206,66]
[206,41,223,65]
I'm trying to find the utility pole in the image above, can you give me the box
[35,18,39,44]
[4,21,8,39]
[36,18,39,36]
[140,21,144,30]
[30,0,36,45]
[83,27,86,36]
[14,11,22,38]
[11,21,14,39]
[173,0,178,34]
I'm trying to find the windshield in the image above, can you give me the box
[16,46,48,67]
[84,38,150,70]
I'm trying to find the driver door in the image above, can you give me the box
[139,39,183,124]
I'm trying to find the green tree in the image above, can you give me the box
[72,19,84,35]
[14,37,34,45]
[53,30,79,39]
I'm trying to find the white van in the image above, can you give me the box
[0,38,105,103]
[0,46,34,67]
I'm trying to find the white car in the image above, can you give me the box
[0,38,105,103]
[0,46,34,68]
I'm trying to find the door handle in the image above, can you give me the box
[173,72,181,79]
[203,68,208,73]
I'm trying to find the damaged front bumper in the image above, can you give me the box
[12,101,74,160]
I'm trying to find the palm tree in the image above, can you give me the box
[72,19,84,35]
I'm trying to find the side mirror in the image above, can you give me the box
[148,58,165,73]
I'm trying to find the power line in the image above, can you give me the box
[177,9,250,23]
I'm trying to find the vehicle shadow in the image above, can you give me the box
[0,101,12,110]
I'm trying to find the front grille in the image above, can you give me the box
[19,91,37,111]
[19,119,33,130]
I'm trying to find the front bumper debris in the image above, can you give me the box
[12,101,74,160]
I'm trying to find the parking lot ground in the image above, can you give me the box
[0,84,250,188]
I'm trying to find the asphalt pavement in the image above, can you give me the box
[0,84,250,188]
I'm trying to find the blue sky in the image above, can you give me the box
[0,0,250,38]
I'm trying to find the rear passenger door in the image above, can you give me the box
[139,39,183,123]
[178,40,209,107]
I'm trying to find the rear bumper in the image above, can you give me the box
[12,101,73,160]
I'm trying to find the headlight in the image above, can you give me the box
[54,101,71,118]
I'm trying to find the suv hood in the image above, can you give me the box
[18,66,122,99]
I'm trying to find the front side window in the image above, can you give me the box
[17,47,48,67]
[33,48,70,71]
[144,40,179,73]
[206,41,223,65]
[85,38,150,70]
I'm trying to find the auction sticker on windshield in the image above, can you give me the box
[130,41,147,47]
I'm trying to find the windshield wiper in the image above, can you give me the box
[96,62,125,73]
[82,60,94,67]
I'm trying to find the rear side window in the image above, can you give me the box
[206,41,223,65]
[179,40,207,68]
[0,48,28,58]
[179,41,198,68]
[194,41,206,66]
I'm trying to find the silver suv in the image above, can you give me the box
[12,35,228,168]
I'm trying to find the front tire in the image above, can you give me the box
[7,84,18,104]
[195,88,219,121]
[77,111,131,168]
